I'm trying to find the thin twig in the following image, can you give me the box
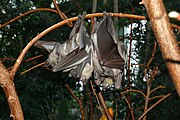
[138,93,171,120]
[126,6,134,119]
[150,85,165,95]
[146,42,157,68]
[98,92,113,120]
[121,89,146,98]
[115,99,118,120]
[171,24,180,32]
[143,79,151,120]
[89,92,93,120]
[121,93,135,120]
[0,55,43,63]
[149,95,165,101]
[143,42,157,120]
[3,55,43,71]
[0,8,58,29]
[20,62,45,75]
[24,54,43,62]
[76,3,84,11]
[52,0,73,27]
[90,80,104,114]
[0,58,17,62]
[65,84,84,120]
[89,80,102,113]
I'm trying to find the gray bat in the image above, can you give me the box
[34,12,93,84]
[91,13,127,89]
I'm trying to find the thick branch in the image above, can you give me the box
[0,61,24,120]
[142,0,180,96]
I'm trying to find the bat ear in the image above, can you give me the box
[34,41,60,53]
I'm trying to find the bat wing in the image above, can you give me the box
[94,13,125,68]
[34,41,60,53]
[69,12,87,49]
[52,47,89,72]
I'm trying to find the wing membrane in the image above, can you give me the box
[52,48,88,72]
[94,14,125,68]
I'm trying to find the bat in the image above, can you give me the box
[92,13,126,69]
[34,12,93,84]
[91,12,127,89]
[51,12,91,72]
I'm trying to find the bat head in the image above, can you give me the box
[46,43,61,67]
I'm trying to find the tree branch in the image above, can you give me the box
[138,93,171,120]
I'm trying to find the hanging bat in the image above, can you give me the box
[51,12,91,72]
[91,12,127,89]
[34,12,93,84]
[92,13,126,69]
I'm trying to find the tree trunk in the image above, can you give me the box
[113,0,118,22]
[142,0,180,96]
[92,0,97,13]
[0,61,24,120]
[103,0,107,6]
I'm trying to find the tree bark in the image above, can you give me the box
[113,0,118,23]
[92,0,97,13]
[113,0,119,34]
[0,61,24,120]
[103,0,107,6]
[142,0,180,95]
